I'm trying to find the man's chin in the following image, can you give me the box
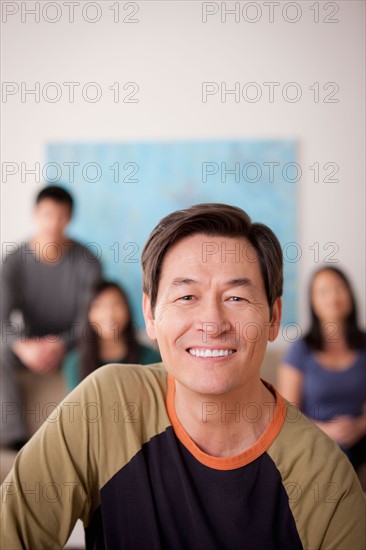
[175,374,235,398]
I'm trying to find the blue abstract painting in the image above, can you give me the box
[47,141,298,329]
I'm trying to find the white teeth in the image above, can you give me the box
[188,348,234,357]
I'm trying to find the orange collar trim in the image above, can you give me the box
[166,374,286,470]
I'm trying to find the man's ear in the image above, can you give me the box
[268,297,282,342]
[142,293,157,341]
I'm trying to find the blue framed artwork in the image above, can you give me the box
[47,141,298,329]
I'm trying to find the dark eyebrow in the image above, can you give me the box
[170,278,255,288]
[171,278,198,286]
[224,278,254,288]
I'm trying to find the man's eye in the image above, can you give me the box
[179,295,194,301]
[229,296,248,302]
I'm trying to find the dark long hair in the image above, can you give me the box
[80,281,142,378]
[304,267,364,351]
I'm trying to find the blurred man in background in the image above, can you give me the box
[1,185,102,449]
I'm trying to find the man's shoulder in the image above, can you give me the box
[272,401,342,456]
[268,400,356,486]
[95,361,167,377]
[59,362,169,447]
[69,362,170,489]
[77,362,168,402]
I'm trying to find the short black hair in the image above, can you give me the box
[35,185,74,213]
[141,203,283,317]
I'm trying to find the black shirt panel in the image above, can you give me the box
[95,426,303,550]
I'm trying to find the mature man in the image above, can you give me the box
[1,185,102,449]
[1,203,364,549]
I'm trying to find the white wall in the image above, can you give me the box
[2,1,365,336]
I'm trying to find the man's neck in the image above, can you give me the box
[173,378,276,458]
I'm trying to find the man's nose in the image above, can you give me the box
[195,300,233,338]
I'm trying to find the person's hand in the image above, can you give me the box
[318,415,366,448]
[12,337,66,373]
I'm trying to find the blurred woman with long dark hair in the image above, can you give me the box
[278,266,365,470]
[63,281,161,389]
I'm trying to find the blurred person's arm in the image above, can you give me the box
[28,250,102,370]
[1,245,23,351]
[1,244,102,372]
[277,363,303,408]
[277,340,306,408]
[278,347,366,448]
[315,414,366,448]
[22,253,103,371]
[1,246,65,371]
[12,336,65,373]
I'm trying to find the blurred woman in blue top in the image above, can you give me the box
[278,266,366,470]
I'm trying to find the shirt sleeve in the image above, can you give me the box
[282,339,308,373]
[0,363,169,549]
[268,403,366,550]
[0,376,100,549]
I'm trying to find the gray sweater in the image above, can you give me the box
[1,240,103,351]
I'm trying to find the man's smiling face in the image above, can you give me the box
[143,233,281,397]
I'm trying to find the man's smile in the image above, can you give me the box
[187,347,237,358]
